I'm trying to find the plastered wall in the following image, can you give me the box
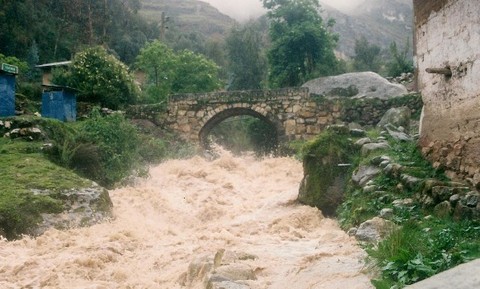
[415,0,480,183]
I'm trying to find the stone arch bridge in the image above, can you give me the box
[127,88,422,147]
[164,88,341,147]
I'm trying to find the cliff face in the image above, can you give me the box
[415,0,480,185]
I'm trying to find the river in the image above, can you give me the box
[0,150,373,289]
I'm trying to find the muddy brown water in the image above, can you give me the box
[0,150,373,289]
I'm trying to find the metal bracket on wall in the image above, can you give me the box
[426,67,452,77]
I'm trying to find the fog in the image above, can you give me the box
[202,0,365,21]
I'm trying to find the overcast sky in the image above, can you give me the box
[202,0,364,22]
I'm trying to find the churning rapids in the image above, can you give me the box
[0,150,373,289]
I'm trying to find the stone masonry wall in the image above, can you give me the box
[166,88,338,143]
[415,0,480,184]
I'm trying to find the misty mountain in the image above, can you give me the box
[139,0,412,59]
[320,0,413,57]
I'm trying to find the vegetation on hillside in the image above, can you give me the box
[225,20,268,90]
[0,0,156,65]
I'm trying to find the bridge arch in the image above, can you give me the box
[198,107,285,149]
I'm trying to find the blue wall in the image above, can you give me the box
[0,74,16,117]
[42,90,76,122]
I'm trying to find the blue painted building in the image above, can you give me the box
[41,85,77,122]
[0,63,18,117]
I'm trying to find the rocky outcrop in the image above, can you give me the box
[302,72,408,100]
[354,217,396,243]
[179,249,257,289]
[30,184,113,236]
[298,125,358,216]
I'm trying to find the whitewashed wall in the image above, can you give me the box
[416,0,480,181]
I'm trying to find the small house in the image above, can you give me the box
[36,61,71,86]
[0,63,19,117]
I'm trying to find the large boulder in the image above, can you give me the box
[377,106,412,129]
[181,250,256,289]
[302,71,408,99]
[30,184,113,236]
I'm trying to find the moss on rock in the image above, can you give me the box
[298,126,359,216]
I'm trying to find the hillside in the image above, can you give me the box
[320,0,413,57]
[140,0,235,40]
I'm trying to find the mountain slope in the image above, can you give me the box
[140,0,235,39]
[139,0,412,59]
[320,0,413,57]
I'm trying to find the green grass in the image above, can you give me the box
[334,135,480,288]
[370,219,480,288]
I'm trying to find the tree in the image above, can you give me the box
[225,21,267,90]
[353,36,381,73]
[386,40,414,77]
[136,40,222,102]
[262,0,339,88]
[25,40,40,81]
[135,40,177,102]
[56,46,139,109]
[172,50,222,93]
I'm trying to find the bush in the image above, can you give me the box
[77,109,140,187]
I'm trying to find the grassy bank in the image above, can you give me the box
[301,128,480,288]
[0,113,195,239]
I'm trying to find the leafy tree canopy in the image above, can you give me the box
[172,49,222,93]
[262,0,340,87]
[54,46,139,109]
[136,40,222,103]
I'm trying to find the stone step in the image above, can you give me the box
[405,259,480,289]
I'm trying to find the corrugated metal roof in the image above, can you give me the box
[36,61,72,68]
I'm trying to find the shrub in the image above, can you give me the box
[77,109,140,187]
